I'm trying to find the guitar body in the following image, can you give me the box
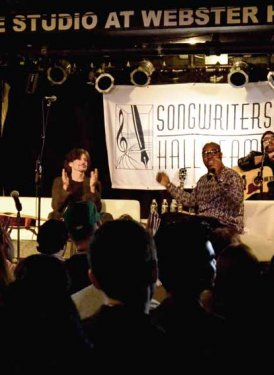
[232,166,274,200]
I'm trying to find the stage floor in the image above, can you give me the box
[11,240,74,260]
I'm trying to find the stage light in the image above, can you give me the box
[130,60,155,87]
[95,72,115,94]
[267,71,274,90]
[87,63,115,94]
[47,59,72,85]
[227,60,249,88]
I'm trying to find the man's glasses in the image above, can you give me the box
[263,135,274,143]
[202,149,220,157]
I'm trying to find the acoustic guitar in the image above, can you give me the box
[232,165,274,200]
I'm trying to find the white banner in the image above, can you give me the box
[103,82,274,190]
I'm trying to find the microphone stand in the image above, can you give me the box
[35,98,54,230]
[35,159,42,230]
[16,208,22,262]
[257,148,267,197]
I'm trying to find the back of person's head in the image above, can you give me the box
[214,243,260,317]
[37,219,68,255]
[210,226,241,257]
[5,254,90,374]
[14,254,70,295]
[87,219,157,305]
[64,201,100,244]
[118,214,134,221]
[216,243,260,286]
[64,148,90,175]
[154,219,216,296]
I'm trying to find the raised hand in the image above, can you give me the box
[268,151,274,162]
[62,168,69,191]
[156,172,170,188]
[90,168,98,193]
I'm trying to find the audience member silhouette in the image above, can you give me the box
[82,219,166,372]
[212,243,264,371]
[152,219,226,372]
[36,219,69,260]
[209,225,242,258]
[1,254,93,374]
[213,243,261,319]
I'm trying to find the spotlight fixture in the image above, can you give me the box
[95,71,115,94]
[47,59,72,85]
[227,60,249,88]
[130,60,155,87]
[87,63,115,94]
[267,71,274,90]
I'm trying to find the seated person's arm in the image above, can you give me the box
[238,151,262,171]
[51,177,71,214]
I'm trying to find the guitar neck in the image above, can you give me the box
[179,168,187,189]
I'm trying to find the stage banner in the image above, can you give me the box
[103,82,274,190]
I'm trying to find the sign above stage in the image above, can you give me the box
[0,1,273,75]
[0,2,273,35]
[103,82,274,190]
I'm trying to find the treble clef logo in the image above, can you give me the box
[116,109,128,153]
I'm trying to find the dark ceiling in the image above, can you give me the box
[0,0,274,84]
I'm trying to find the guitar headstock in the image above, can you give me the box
[179,168,187,182]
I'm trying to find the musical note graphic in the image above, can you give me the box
[115,105,152,170]
[131,105,149,167]
[116,109,128,153]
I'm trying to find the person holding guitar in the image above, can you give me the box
[156,142,244,234]
[238,131,274,199]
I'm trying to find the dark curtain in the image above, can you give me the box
[0,69,167,218]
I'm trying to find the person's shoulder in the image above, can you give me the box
[198,173,209,182]
[226,166,239,173]
[225,167,244,180]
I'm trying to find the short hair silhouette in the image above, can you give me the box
[88,219,157,303]
[154,220,215,295]
[37,219,68,255]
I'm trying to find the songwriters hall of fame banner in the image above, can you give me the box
[103,82,274,190]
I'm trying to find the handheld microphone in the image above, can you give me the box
[10,190,22,212]
[208,168,216,180]
[263,140,270,153]
[44,95,57,102]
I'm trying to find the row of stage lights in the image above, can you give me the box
[46,59,155,93]
[28,58,274,94]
